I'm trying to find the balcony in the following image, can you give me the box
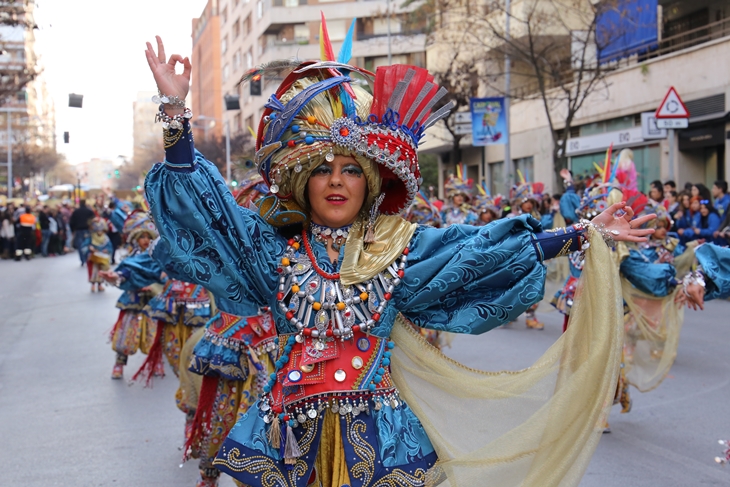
[258,33,426,65]
[257,0,391,36]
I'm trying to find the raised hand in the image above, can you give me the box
[144,36,191,104]
[592,202,655,243]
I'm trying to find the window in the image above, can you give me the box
[513,156,534,182]
[373,18,402,35]
[246,48,253,69]
[294,24,309,42]
[243,14,252,37]
[257,0,263,19]
[221,35,228,54]
[232,18,241,38]
[222,63,230,82]
[489,161,506,196]
[363,54,407,71]
[570,145,660,193]
[579,116,634,136]
[233,49,242,71]
[325,19,347,41]
[221,6,228,23]
[284,0,298,6]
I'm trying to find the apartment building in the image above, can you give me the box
[132,91,164,168]
[192,0,428,147]
[426,0,730,196]
[0,3,56,193]
[192,1,224,142]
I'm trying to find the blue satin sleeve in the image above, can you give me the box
[695,244,730,301]
[560,187,581,224]
[395,215,548,334]
[145,148,287,307]
[110,207,128,233]
[620,250,677,297]
[115,252,165,291]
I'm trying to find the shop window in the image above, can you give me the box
[489,161,507,196]
[579,115,634,137]
[513,156,534,182]
[569,145,660,193]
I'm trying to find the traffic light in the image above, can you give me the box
[107,173,111,178]
[250,75,262,96]
[114,170,120,178]
[63,132,69,143]
[231,180,238,187]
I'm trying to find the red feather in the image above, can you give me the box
[622,188,649,214]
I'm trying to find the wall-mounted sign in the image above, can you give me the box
[565,127,644,156]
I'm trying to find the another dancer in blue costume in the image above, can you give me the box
[440,164,477,226]
[509,174,551,329]
[80,216,114,293]
[558,168,581,225]
[143,25,654,487]
[100,210,165,380]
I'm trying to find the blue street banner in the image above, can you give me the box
[470,97,507,146]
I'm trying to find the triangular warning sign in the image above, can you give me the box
[655,87,689,119]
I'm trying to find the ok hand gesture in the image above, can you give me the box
[144,36,191,106]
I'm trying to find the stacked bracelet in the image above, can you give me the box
[152,92,186,109]
[574,219,620,248]
[681,268,706,296]
[155,107,192,130]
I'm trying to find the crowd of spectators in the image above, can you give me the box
[653,179,730,246]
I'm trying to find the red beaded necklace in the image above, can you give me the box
[301,230,340,280]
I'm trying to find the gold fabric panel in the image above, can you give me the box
[390,227,624,487]
[177,326,205,413]
[340,215,417,286]
[313,411,352,487]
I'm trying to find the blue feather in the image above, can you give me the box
[337,18,357,64]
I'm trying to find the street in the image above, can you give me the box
[1,253,728,486]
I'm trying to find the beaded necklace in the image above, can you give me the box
[275,232,408,346]
[310,222,351,251]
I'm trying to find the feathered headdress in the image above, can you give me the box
[90,216,108,233]
[510,169,543,205]
[122,209,158,243]
[473,181,500,215]
[250,13,455,224]
[577,145,623,219]
[406,190,443,227]
[444,163,474,201]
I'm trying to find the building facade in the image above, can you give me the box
[426,0,730,197]
[192,0,224,142]
[192,0,427,148]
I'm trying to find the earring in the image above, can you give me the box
[364,193,386,244]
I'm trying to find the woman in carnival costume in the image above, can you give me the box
[81,216,113,293]
[509,172,551,330]
[100,210,165,380]
[143,20,654,487]
[441,164,477,226]
[181,174,278,487]
[472,182,500,227]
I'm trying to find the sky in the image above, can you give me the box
[34,0,209,165]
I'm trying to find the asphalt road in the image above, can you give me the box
[1,253,728,486]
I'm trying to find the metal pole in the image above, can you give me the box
[387,0,392,64]
[668,128,675,181]
[225,120,231,185]
[504,0,512,188]
[7,111,11,199]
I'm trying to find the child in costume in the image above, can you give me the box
[441,164,477,226]
[81,216,113,293]
[100,211,165,380]
[472,182,500,227]
[144,26,654,487]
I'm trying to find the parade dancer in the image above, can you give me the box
[472,182,500,227]
[510,172,550,329]
[144,26,654,487]
[101,211,164,380]
[80,216,113,293]
[441,163,478,226]
[181,304,277,487]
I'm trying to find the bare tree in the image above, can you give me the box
[420,0,640,184]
